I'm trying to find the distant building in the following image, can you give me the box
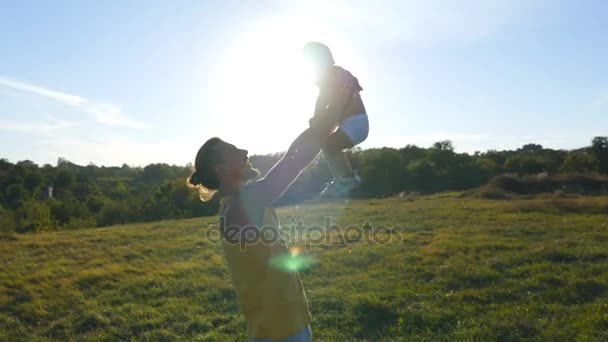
[39,185,54,200]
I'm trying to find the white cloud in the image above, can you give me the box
[0,77,85,106]
[0,76,145,129]
[85,102,145,129]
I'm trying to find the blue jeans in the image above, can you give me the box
[248,325,312,342]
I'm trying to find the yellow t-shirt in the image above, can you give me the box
[220,198,311,340]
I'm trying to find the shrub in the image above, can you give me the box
[50,197,91,226]
[477,188,511,200]
[486,173,608,196]
[0,205,16,233]
[509,197,608,214]
[97,202,129,227]
[65,216,97,230]
[15,200,54,233]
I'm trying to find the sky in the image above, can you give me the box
[1,0,607,166]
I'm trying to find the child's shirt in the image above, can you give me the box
[315,65,366,123]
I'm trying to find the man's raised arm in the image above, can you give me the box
[244,76,357,207]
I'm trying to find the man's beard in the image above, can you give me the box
[243,162,261,183]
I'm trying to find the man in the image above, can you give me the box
[187,71,358,340]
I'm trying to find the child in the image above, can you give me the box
[302,42,369,198]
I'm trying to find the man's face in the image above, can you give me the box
[214,141,258,193]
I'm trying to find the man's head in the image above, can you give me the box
[302,41,334,83]
[188,137,260,201]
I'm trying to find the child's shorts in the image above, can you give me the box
[339,113,369,146]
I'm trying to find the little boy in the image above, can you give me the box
[302,42,369,198]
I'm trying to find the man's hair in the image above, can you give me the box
[302,41,335,65]
[188,137,224,191]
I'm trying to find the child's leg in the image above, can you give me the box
[323,129,355,178]
[322,113,369,179]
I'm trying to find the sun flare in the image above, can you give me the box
[210,17,356,153]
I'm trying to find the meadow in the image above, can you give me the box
[1,194,607,341]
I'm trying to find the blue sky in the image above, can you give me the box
[1,0,607,166]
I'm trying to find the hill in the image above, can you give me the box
[1,195,607,340]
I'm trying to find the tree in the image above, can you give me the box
[476,157,499,174]
[24,172,43,193]
[433,140,455,151]
[54,169,75,198]
[591,137,608,173]
[427,140,455,173]
[560,152,599,173]
[407,159,438,193]
[505,155,546,175]
[356,148,405,197]
[0,159,11,172]
[520,144,543,153]
[6,184,27,209]
[6,164,25,184]
[141,164,171,185]
[86,195,106,214]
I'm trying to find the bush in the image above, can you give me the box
[509,197,608,214]
[15,200,54,233]
[50,197,91,227]
[477,188,511,200]
[486,173,608,196]
[65,216,97,230]
[97,202,129,227]
[0,205,16,233]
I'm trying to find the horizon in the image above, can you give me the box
[0,137,597,168]
[1,0,607,167]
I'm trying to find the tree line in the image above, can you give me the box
[1,137,607,233]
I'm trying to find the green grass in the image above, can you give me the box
[1,195,608,341]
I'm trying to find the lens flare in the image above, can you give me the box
[269,248,317,272]
[290,245,302,257]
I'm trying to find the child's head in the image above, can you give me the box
[302,41,334,82]
[188,137,259,201]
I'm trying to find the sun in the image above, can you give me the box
[209,17,353,153]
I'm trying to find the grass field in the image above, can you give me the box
[1,194,608,341]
